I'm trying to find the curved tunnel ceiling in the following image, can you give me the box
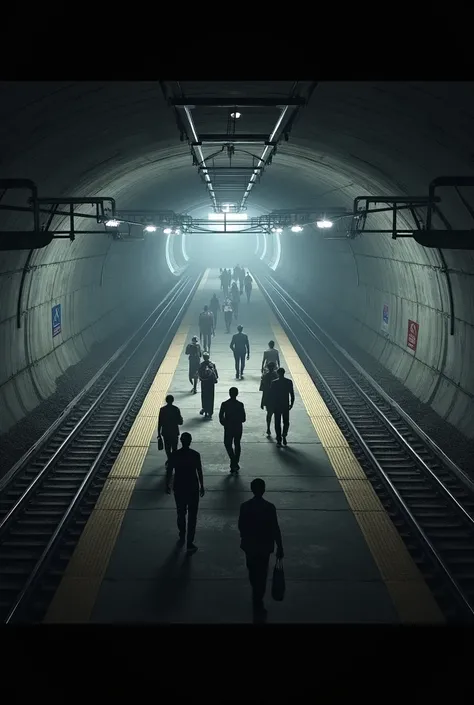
[1,80,474,445]
[2,80,473,215]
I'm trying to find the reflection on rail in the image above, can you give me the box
[0,272,202,623]
[256,271,474,622]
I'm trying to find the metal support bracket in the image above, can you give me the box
[0,180,117,250]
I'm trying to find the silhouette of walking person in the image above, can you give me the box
[166,432,205,554]
[198,352,218,419]
[157,394,183,465]
[185,335,201,394]
[219,387,246,473]
[269,367,295,447]
[259,361,278,436]
[261,340,280,374]
[244,272,253,302]
[230,281,240,319]
[199,305,215,353]
[230,324,250,380]
[223,297,233,333]
[209,293,220,330]
[238,478,284,620]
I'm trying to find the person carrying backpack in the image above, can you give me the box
[198,352,218,419]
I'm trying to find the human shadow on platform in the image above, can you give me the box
[182,416,213,428]
[274,446,309,469]
[154,545,193,619]
[221,472,245,510]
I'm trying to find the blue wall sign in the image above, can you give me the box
[52,304,62,337]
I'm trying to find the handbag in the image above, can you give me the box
[271,558,285,601]
[158,436,164,451]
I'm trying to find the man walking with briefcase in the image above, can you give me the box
[238,478,284,620]
[157,394,183,465]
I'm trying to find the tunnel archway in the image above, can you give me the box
[1,80,474,443]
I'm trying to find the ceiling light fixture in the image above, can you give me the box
[105,219,120,227]
[163,227,172,235]
[316,219,333,229]
[144,225,157,233]
[291,225,303,233]
[230,112,241,119]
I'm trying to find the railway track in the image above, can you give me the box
[256,271,474,622]
[0,271,201,623]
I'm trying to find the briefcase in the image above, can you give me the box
[158,437,164,451]
[271,558,285,601]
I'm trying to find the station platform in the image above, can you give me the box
[45,269,444,624]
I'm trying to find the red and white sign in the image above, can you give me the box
[407,319,419,351]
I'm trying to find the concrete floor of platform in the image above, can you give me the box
[90,270,400,623]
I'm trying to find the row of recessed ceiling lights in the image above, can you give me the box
[105,220,181,235]
[271,220,334,233]
[104,219,334,234]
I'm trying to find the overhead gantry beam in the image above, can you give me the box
[161,81,318,212]
[171,97,307,107]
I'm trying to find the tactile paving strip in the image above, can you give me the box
[384,581,445,624]
[339,479,384,511]
[325,447,367,480]
[354,511,426,582]
[123,416,158,447]
[57,510,125,580]
[149,373,174,394]
[269,311,445,624]
[42,273,206,623]
[109,447,149,479]
[95,479,137,511]
[310,417,348,448]
[139,392,166,417]
[292,376,332,417]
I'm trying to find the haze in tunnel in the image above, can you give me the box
[1,80,474,474]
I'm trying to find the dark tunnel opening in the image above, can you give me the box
[1,80,474,631]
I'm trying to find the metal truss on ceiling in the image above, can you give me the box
[1,177,474,251]
[159,81,318,212]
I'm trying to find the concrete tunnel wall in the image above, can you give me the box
[0,224,181,434]
[259,225,474,439]
[1,80,474,442]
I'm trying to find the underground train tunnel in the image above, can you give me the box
[1,80,474,626]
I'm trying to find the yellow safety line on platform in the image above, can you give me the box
[268,313,445,624]
[43,271,208,623]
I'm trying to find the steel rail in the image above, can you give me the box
[0,275,193,536]
[255,272,474,620]
[4,273,202,623]
[0,275,191,492]
[263,273,474,493]
[260,275,474,519]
